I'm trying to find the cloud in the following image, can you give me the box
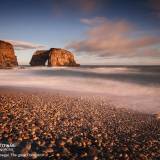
[5,40,46,50]
[149,0,160,18]
[80,17,107,25]
[53,0,98,16]
[77,0,97,12]
[67,17,160,57]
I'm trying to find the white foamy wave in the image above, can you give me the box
[0,67,160,113]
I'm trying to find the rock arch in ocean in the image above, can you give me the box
[0,40,79,67]
[30,48,79,67]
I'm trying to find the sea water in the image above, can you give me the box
[0,66,160,113]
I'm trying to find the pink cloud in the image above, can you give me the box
[67,17,160,57]
[53,0,98,16]
[6,40,46,50]
[149,0,160,18]
[78,0,97,12]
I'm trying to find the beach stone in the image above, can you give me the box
[25,143,32,151]
[18,137,23,141]
[59,140,65,147]
[44,147,54,153]
[21,148,29,156]
[0,89,160,159]
[93,156,98,160]
[32,152,38,159]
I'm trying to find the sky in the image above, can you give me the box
[0,0,160,65]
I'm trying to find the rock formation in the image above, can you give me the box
[30,50,49,66]
[30,48,79,67]
[48,48,79,66]
[0,40,18,68]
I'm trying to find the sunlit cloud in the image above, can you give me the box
[5,40,46,50]
[67,17,160,57]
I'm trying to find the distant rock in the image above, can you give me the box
[48,48,79,66]
[0,40,18,68]
[30,48,79,67]
[30,50,49,66]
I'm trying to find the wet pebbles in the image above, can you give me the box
[0,89,160,159]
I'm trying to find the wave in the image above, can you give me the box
[0,66,160,113]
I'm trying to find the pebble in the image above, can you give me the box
[0,89,159,159]
[31,152,38,159]
[44,147,54,153]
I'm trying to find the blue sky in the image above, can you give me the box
[0,0,160,65]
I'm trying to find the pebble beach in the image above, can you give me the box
[0,87,160,160]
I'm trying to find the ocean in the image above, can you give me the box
[0,65,160,113]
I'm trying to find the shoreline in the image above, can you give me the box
[0,85,159,114]
[0,86,160,159]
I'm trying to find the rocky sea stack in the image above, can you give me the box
[30,48,80,67]
[0,40,18,68]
